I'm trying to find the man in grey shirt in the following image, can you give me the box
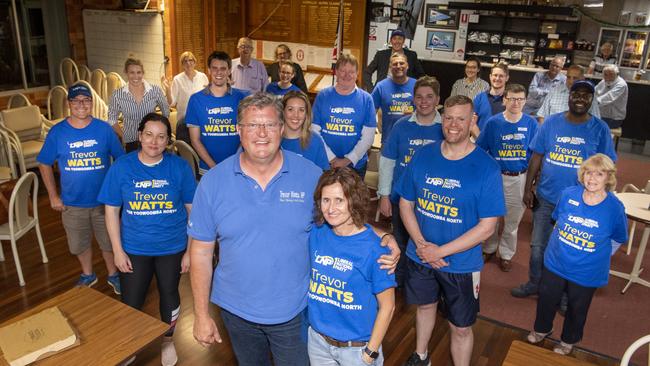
[595,64,628,129]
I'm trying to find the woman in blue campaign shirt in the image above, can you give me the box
[98,113,196,366]
[266,61,302,96]
[281,91,329,170]
[308,168,395,366]
[527,154,627,356]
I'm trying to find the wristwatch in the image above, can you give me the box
[364,346,379,359]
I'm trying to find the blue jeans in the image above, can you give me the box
[527,196,556,291]
[391,201,409,286]
[308,327,383,366]
[220,309,309,366]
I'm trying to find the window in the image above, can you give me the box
[0,0,49,91]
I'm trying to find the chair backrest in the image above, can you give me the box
[106,72,126,100]
[59,57,80,87]
[79,64,92,82]
[7,172,37,234]
[0,105,43,141]
[173,140,199,178]
[73,80,108,121]
[6,93,31,109]
[621,334,650,366]
[47,86,69,120]
[90,68,107,102]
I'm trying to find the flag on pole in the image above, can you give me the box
[332,0,344,83]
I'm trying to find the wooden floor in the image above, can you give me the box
[0,188,622,366]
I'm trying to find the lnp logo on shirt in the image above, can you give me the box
[207,106,234,115]
[425,176,461,189]
[330,107,355,114]
[501,133,525,141]
[556,136,585,145]
[279,190,306,203]
[68,139,98,149]
[133,179,170,189]
[315,252,353,272]
[568,215,599,228]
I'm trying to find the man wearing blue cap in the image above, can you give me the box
[511,80,617,298]
[363,29,425,92]
[38,83,124,291]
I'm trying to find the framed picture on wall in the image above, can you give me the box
[391,0,406,23]
[596,28,623,58]
[424,4,459,29]
[426,30,455,52]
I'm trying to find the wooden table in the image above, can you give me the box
[610,192,650,293]
[0,287,169,365]
[502,340,598,366]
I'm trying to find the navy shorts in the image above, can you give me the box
[405,258,480,327]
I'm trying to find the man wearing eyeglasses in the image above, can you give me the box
[511,80,616,299]
[188,93,400,366]
[37,83,124,290]
[477,84,538,273]
[231,37,269,92]
[523,56,566,116]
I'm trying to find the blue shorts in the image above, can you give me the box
[405,258,480,327]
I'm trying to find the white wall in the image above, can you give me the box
[83,10,165,86]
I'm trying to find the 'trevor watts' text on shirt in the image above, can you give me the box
[396,141,506,273]
[476,112,538,173]
[371,77,416,144]
[185,87,250,169]
[529,113,616,204]
[37,118,124,207]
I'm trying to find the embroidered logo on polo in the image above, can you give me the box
[279,190,306,203]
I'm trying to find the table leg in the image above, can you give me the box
[610,226,650,294]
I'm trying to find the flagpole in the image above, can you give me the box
[332,0,344,85]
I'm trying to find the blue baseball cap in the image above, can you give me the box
[570,80,594,94]
[391,29,406,39]
[68,84,93,100]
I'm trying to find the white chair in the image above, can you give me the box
[90,68,107,102]
[0,105,51,170]
[6,93,31,109]
[59,57,80,87]
[0,172,47,286]
[621,181,650,255]
[47,85,69,122]
[172,140,199,179]
[79,64,92,82]
[0,129,24,183]
[621,334,650,366]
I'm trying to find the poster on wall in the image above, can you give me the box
[426,30,455,52]
[425,4,459,29]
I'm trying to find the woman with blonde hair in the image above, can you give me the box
[108,57,170,152]
[162,51,209,143]
[281,90,329,170]
[527,153,627,355]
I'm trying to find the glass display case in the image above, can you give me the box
[619,30,648,68]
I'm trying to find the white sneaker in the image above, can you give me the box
[161,339,178,366]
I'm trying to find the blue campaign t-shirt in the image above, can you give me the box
[396,141,506,273]
[382,115,443,202]
[265,82,301,96]
[312,87,377,169]
[188,151,322,324]
[97,152,196,256]
[185,87,249,169]
[529,113,616,204]
[281,135,330,170]
[371,77,416,144]
[544,186,628,287]
[37,118,124,207]
[476,113,538,173]
[308,224,395,342]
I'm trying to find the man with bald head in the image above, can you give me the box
[523,56,566,115]
[231,37,268,92]
[536,65,600,123]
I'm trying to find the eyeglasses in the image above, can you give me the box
[240,122,281,132]
[504,97,525,103]
[70,99,92,106]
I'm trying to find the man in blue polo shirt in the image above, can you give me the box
[371,52,416,145]
[186,51,249,174]
[398,95,505,366]
[511,80,617,298]
[188,93,399,366]
[473,63,509,137]
[38,83,124,290]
